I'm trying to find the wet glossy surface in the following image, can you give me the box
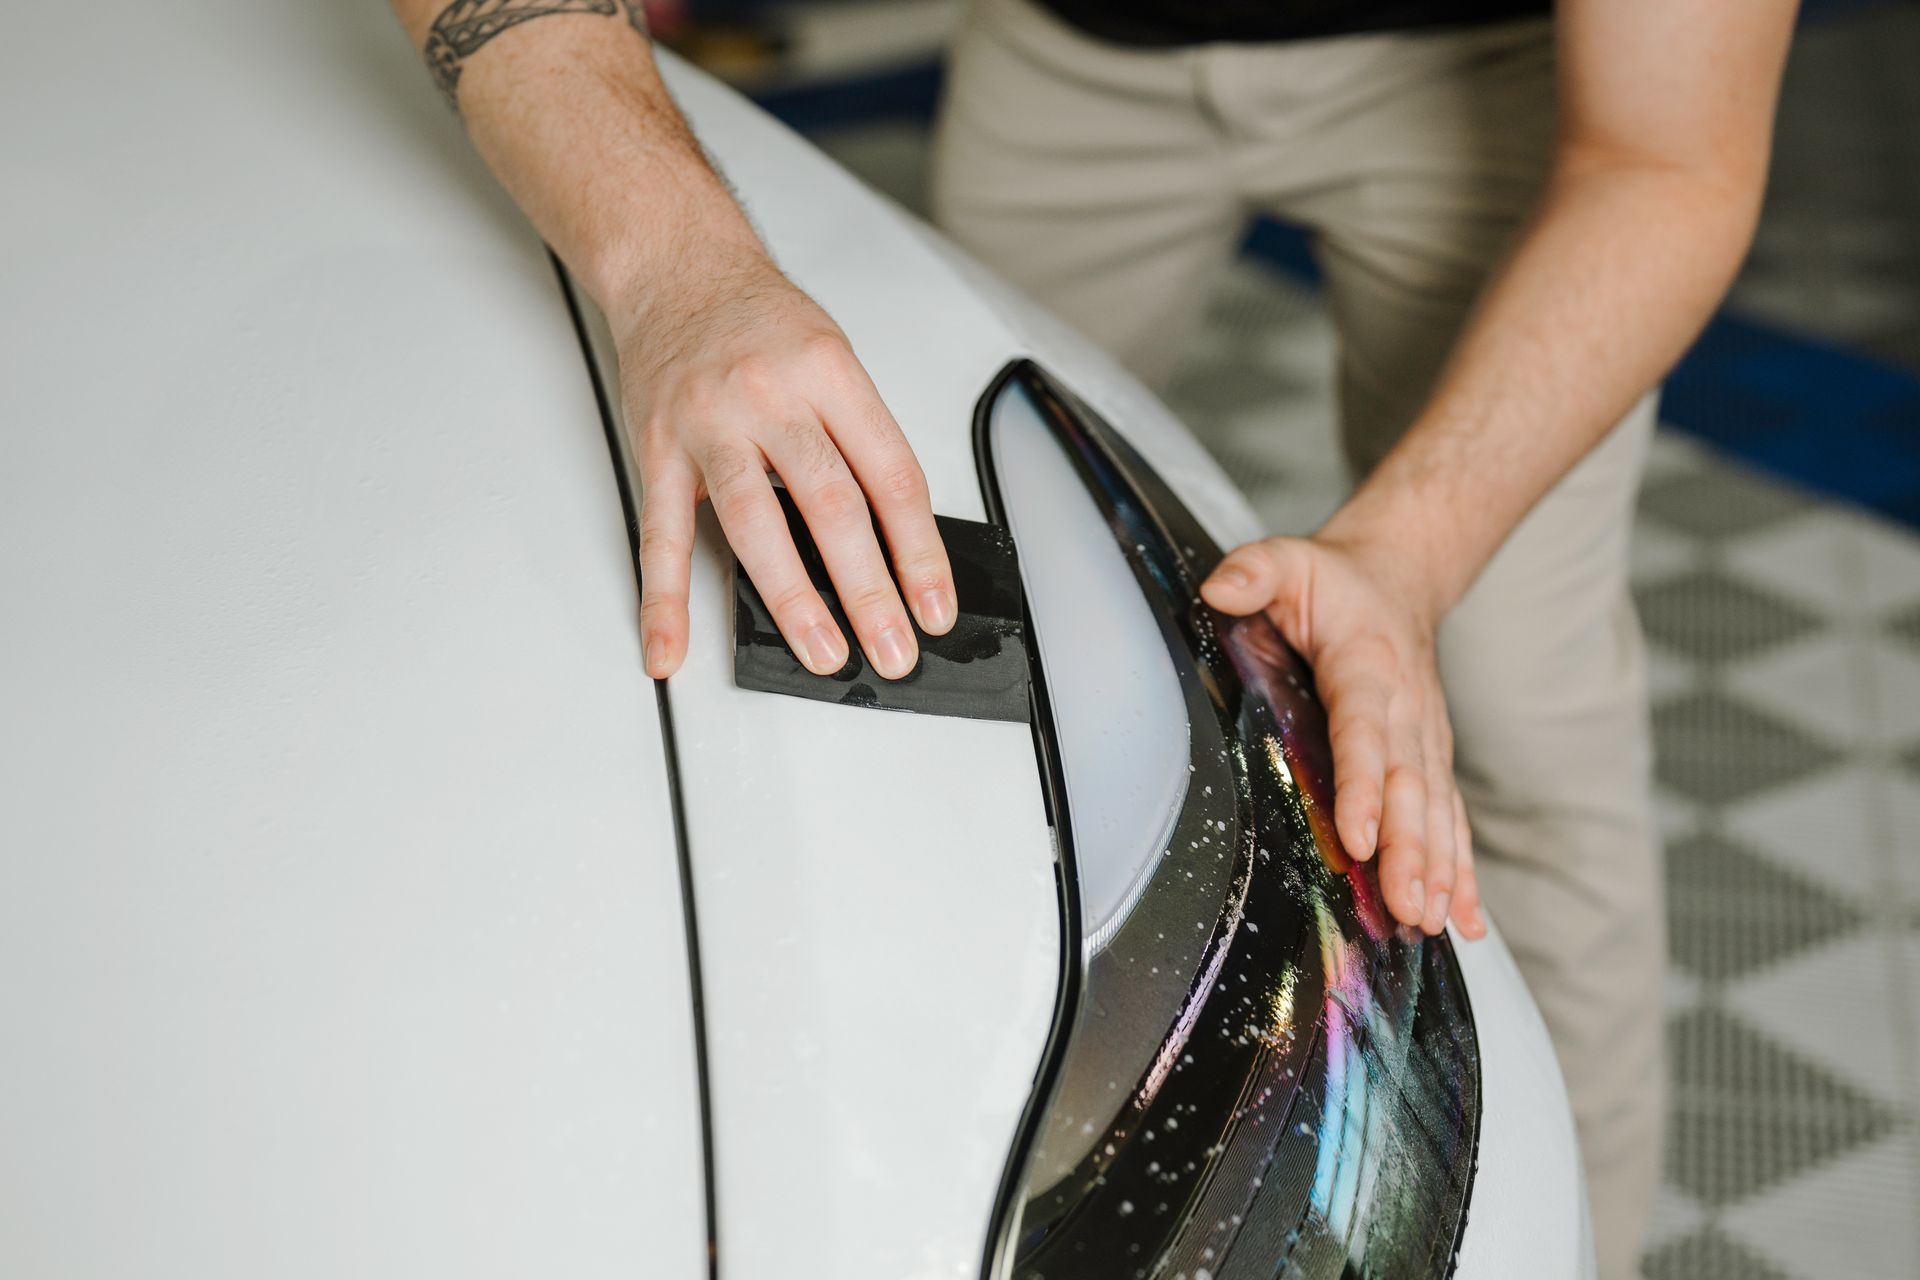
[982,365,1480,1279]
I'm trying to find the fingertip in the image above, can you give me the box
[869,623,917,680]
[1387,874,1424,929]
[1198,574,1259,616]
[915,585,957,637]
[644,633,680,681]
[1448,890,1485,938]
[1334,801,1378,862]
[798,623,850,676]
[1200,563,1247,591]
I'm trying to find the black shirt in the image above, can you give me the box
[1033,0,1550,46]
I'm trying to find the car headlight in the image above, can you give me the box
[976,361,1482,1280]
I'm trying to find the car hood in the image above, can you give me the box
[0,5,703,1277]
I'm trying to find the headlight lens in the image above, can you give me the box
[977,362,1482,1280]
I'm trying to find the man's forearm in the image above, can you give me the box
[390,0,762,320]
[1323,0,1798,621]
[1321,155,1763,619]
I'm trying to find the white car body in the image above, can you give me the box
[0,3,1591,1277]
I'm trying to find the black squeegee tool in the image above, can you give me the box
[732,487,1030,723]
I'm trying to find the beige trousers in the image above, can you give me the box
[931,3,1664,1277]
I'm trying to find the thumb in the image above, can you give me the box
[1199,538,1304,618]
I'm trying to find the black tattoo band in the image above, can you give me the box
[424,0,648,107]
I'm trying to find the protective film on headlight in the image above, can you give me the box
[976,362,1481,1280]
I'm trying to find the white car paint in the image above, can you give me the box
[0,6,704,1277]
[0,0,1591,1274]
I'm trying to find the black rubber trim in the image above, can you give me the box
[551,254,721,1280]
[970,360,1084,1280]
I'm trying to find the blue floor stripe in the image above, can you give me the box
[1662,315,1920,527]
[758,63,1920,531]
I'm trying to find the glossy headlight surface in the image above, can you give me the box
[977,363,1481,1280]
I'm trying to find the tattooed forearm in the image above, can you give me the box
[423,0,648,106]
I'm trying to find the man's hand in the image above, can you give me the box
[386,0,954,683]
[1201,534,1486,940]
[614,250,955,680]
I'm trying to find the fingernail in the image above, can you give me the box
[873,626,916,679]
[800,625,845,674]
[1363,819,1379,855]
[1407,878,1425,916]
[645,639,667,679]
[1212,566,1250,589]
[919,587,955,633]
[1429,890,1450,932]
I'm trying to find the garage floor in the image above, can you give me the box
[775,2,1920,1272]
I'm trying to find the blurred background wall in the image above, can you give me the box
[664,3,1920,1276]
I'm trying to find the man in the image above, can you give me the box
[387,1,1796,1274]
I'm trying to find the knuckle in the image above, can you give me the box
[777,418,842,479]
[1329,716,1384,751]
[1335,790,1381,826]
[765,580,822,622]
[800,329,853,372]
[726,354,776,397]
[676,377,724,422]
[1348,632,1398,671]
[1336,785,1381,816]
[872,458,928,508]
[1222,544,1270,579]
[812,480,870,529]
[638,596,684,628]
[842,582,903,624]
[1385,760,1426,792]
[637,521,684,569]
[701,443,757,491]
[893,553,947,595]
[636,416,676,458]
[1382,841,1423,874]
